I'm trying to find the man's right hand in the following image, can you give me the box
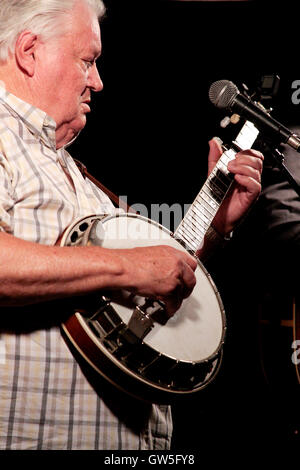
[118,245,197,315]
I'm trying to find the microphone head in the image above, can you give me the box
[209,80,239,109]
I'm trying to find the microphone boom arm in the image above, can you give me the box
[209,79,300,199]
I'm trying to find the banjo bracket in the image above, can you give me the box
[121,306,154,344]
[120,298,166,344]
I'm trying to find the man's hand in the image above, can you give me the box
[208,137,263,236]
[120,245,197,316]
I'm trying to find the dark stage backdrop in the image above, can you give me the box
[68,0,300,452]
[70,0,298,209]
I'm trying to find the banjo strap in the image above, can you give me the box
[74,158,136,214]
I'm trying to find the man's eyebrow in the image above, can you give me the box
[84,50,101,62]
[93,46,102,60]
[88,52,101,62]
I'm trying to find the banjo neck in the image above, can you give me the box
[174,120,259,254]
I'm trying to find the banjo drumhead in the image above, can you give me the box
[94,214,226,363]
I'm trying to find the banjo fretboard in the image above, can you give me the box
[174,120,259,253]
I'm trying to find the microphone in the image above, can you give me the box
[209,80,300,152]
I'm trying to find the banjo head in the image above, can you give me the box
[61,213,226,402]
[97,214,225,362]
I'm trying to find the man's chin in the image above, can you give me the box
[56,116,87,149]
[63,127,83,148]
[70,115,87,138]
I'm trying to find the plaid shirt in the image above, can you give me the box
[0,87,172,450]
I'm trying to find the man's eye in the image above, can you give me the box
[83,60,93,69]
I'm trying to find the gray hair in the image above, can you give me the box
[0,0,106,62]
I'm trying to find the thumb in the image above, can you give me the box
[208,137,223,175]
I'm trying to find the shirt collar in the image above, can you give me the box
[0,86,57,151]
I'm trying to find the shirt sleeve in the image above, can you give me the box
[0,153,15,234]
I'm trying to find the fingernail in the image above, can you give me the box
[211,136,223,145]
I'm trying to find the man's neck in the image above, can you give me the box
[0,65,38,111]
[0,65,79,150]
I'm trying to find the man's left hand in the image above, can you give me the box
[207,137,264,236]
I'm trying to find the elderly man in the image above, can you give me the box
[0,0,263,450]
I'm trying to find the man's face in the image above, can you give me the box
[34,2,103,148]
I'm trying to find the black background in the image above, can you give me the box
[68,0,300,453]
[70,0,300,208]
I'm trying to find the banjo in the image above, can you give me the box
[61,119,259,404]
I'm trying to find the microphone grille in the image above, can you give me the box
[209,80,238,109]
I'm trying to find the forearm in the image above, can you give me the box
[0,232,127,306]
[0,232,197,313]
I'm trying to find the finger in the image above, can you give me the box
[208,138,223,174]
[181,263,197,298]
[232,150,264,171]
[163,295,183,317]
[236,149,264,160]
[160,262,196,316]
[228,162,262,184]
[208,137,223,157]
[172,252,197,298]
[229,153,264,172]
[233,174,261,195]
[180,252,198,272]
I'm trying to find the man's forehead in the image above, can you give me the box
[69,2,102,47]
[91,24,102,57]
[70,13,102,57]
[88,34,102,59]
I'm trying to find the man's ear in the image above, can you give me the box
[15,31,38,77]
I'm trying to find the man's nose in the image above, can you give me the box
[88,63,103,92]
